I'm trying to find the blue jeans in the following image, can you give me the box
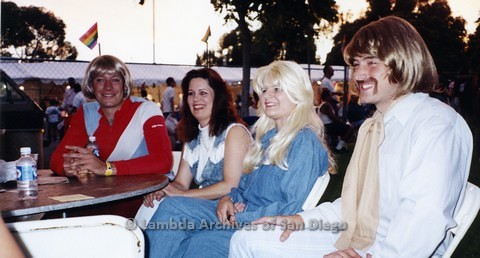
[145,196,236,257]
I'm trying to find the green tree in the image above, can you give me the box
[200,30,244,67]
[414,0,467,75]
[326,0,467,75]
[214,0,339,67]
[211,0,261,116]
[251,0,338,65]
[219,29,243,66]
[466,18,480,76]
[1,1,31,56]
[210,0,338,116]
[1,1,76,60]
[195,50,223,66]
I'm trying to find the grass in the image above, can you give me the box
[318,114,480,257]
[456,114,480,258]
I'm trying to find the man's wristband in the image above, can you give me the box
[105,161,113,176]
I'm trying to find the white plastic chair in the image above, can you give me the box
[7,215,143,258]
[302,172,330,211]
[441,182,480,258]
[171,151,182,178]
[134,151,182,228]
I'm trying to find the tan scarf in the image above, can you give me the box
[335,94,407,250]
[334,109,384,250]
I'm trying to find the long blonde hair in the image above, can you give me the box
[243,60,335,173]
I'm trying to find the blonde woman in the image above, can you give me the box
[145,60,334,257]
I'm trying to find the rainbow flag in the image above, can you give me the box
[79,23,98,49]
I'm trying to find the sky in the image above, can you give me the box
[8,0,480,65]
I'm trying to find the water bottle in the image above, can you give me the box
[16,147,38,200]
[86,136,100,157]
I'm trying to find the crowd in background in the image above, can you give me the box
[36,66,478,156]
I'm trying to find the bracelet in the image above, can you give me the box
[105,161,113,176]
[223,195,233,203]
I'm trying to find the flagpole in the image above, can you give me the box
[97,22,101,56]
[201,26,211,68]
[138,0,155,63]
[206,41,209,68]
[152,0,156,64]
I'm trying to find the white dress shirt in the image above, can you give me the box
[301,93,473,257]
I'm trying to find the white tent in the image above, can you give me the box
[0,61,347,86]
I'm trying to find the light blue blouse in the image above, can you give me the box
[229,126,329,222]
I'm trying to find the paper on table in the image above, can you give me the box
[50,194,95,202]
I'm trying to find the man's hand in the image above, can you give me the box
[63,145,108,176]
[63,147,83,176]
[253,214,305,242]
[143,190,166,207]
[324,248,372,258]
[216,196,236,225]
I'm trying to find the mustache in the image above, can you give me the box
[354,78,378,94]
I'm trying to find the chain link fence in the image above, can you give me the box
[1,57,347,111]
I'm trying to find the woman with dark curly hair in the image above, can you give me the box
[137,68,251,225]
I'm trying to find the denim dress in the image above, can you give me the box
[228,127,328,222]
[146,127,329,258]
[183,123,245,188]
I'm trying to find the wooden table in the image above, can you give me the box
[0,170,168,218]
